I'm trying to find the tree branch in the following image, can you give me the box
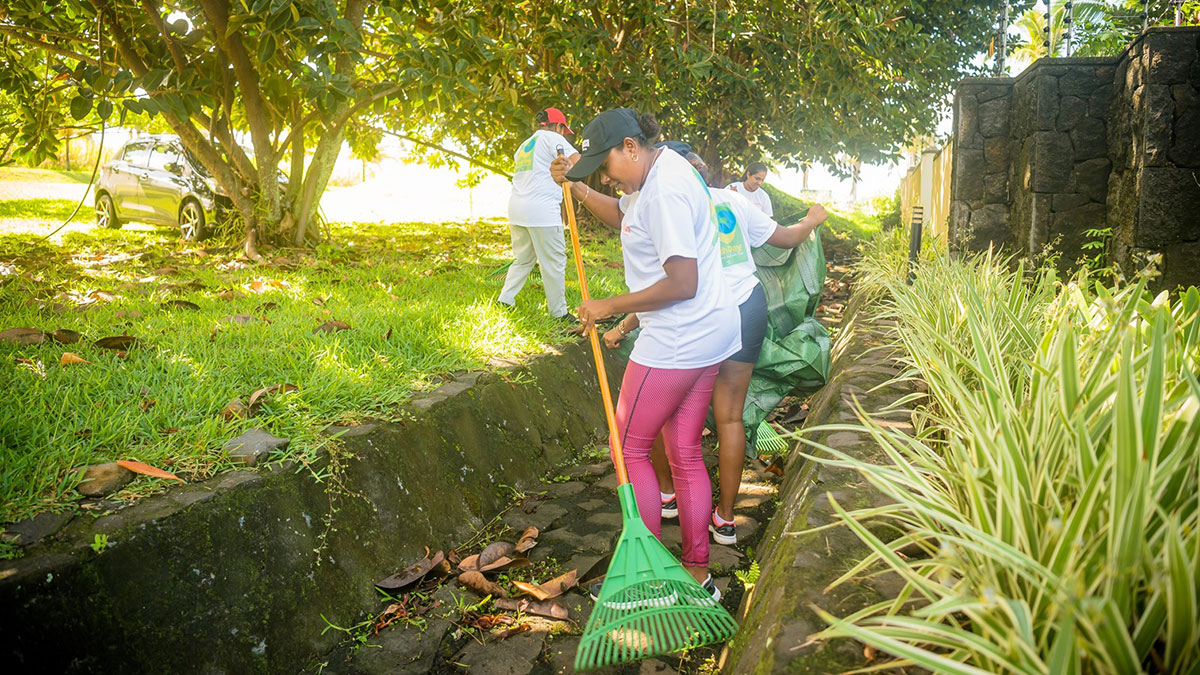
[139,0,189,73]
[374,126,512,178]
[0,25,100,66]
[199,0,275,167]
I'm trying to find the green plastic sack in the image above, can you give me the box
[742,228,831,457]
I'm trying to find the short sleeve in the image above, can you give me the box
[551,131,577,157]
[740,202,778,247]
[642,192,699,266]
[760,191,773,216]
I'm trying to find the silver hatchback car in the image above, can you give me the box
[95,135,231,240]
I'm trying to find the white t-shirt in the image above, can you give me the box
[621,188,776,306]
[712,189,776,304]
[725,181,773,216]
[618,150,740,369]
[508,130,577,227]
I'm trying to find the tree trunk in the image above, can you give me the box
[293,126,345,245]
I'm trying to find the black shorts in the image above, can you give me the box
[728,284,768,363]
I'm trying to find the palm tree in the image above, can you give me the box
[1010,5,1067,63]
[1010,2,1127,64]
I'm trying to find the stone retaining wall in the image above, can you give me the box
[0,341,624,674]
[950,27,1200,289]
[722,289,919,674]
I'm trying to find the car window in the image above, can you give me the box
[147,144,181,173]
[122,142,152,166]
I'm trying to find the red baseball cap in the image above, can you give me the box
[537,107,574,135]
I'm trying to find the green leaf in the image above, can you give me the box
[258,34,277,63]
[96,99,113,121]
[69,96,91,120]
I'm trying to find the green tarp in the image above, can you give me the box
[741,228,831,457]
[610,227,831,458]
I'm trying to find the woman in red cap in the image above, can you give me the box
[498,108,580,321]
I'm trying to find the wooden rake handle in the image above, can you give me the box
[557,146,629,486]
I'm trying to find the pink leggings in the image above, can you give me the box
[612,359,719,568]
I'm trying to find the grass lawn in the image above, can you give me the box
[0,219,626,528]
[0,166,96,184]
[0,182,870,540]
[0,198,82,223]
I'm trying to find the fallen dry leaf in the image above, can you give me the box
[312,296,327,306]
[0,327,46,345]
[458,571,508,598]
[247,383,299,413]
[478,541,515,568]
[382,327,393,341]
[376,550,445,590]
[94,335,141,350]
[49,329,82,344]
[313,320,350,334]
[139,399,156,411]
[60,352,89,366]
[479,556,531,574]
[220,314,258,324]
[114,310,143,320]
[493,597,568,620]
[216,290,245,301]
[116,459,182,482]
[162,300,200,311]
[498,624,532,640]
[511,569,577,601]
[457,554,480,573]
[255,301,278,312]
[221,398,250,420]
[514,527,539,553]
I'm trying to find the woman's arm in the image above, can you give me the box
[603,313,641,349]
[764,203,828,249]
[578,256,697,332]
[550,156,622,230]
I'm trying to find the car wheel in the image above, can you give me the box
[95,194,121,229]
[179,200,206,241]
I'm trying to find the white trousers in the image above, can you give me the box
[498,224,568,317]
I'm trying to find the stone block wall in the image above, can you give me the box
[949,79,1014,251]
[950,27,1200,288]
[1108,29,1200,291]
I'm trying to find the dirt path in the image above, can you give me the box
[307,235,858,675]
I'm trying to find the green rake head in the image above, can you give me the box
[575,484,738,670]
[754,421,788,455]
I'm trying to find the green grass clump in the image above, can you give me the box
[761,184,881,243]
[800,230,1200,673]
[0,219,624,523]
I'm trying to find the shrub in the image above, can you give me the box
[801,234,1200,673]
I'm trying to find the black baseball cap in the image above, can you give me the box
[565,108,643,181]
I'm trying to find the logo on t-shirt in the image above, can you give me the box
[714,203,749,266]
[514,136,537,173]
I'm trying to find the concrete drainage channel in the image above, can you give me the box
[308,449,786,675]
[0,341,628,673]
